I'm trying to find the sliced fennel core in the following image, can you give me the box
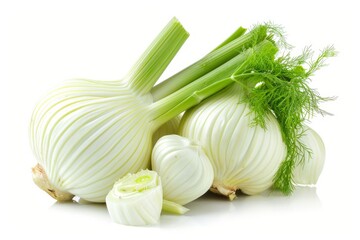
[106,170,163,226]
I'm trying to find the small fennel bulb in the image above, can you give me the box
[293,126,325,185]
[106,170,162,226]
[152,135,214,209]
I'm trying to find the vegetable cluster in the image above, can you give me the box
[30,17,335,226]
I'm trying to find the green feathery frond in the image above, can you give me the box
[231,37,336,194]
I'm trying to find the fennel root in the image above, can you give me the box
[32,164,74,201]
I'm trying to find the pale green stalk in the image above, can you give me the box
[150,25,268,101]
[127,17,189,95]
[162,200,189,215]
[149,40,277,128]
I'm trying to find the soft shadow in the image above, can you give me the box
[192,186,321,214]
[158,192,235,227]
[48,186,321,228]
[242,186,321,210]
[50,197,109,219]
[158,186,322,227]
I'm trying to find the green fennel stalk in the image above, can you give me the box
[150,25,269,101]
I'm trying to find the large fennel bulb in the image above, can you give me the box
[30,18,189,202]
[180,84,286,199]
[31,80,155,202]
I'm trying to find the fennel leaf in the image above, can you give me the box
[232,42,336,194]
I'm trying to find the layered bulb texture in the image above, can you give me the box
[293,126,325,185]
[30,79,155,202]
[106,170,163,226]
[180,84,287,199]
[29,18,190,202]
[152,135,214,208]
[180,83,327,198]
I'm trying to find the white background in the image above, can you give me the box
[1,0,358,239]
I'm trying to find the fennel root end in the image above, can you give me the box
[32,163,74,202]
[210,184,237,201]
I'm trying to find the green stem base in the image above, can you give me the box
[162,199,189,215]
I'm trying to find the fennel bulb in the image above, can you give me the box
[31,79,157,202]
[180,84,286,199]
[293,126,325,185]
[30,18,279,202]
[152,135,214,209]
[106,170,162,226]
